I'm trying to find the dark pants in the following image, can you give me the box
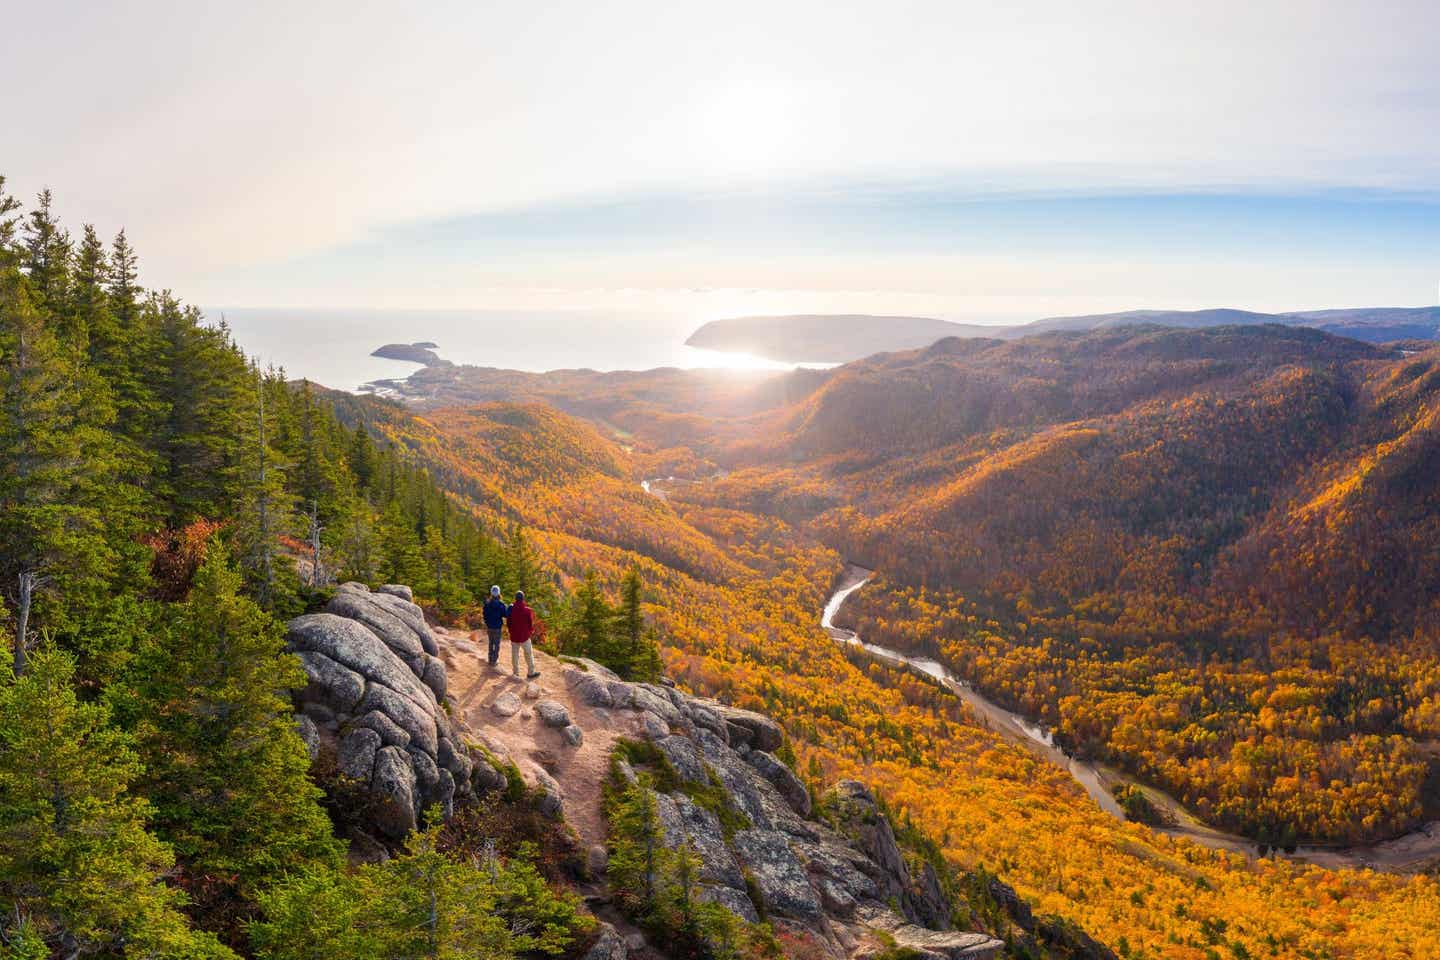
[486,627,503,664]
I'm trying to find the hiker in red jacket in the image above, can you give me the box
[507,591,539,679]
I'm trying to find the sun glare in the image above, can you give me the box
[691,68,798,178]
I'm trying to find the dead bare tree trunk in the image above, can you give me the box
[13,569,34,676]
[307,500,324,587]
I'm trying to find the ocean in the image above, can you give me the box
[216,307,803,392]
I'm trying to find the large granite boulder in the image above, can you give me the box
[287,583,472,839]
[710,703,784,751]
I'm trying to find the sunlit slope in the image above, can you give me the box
[349,400,748,582]
[397,383,1440,959]
[781,325,1379,461]
[762,327,1440,643]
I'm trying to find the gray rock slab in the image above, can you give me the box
[731,829,822,919]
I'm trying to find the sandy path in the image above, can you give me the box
[435,626,650,849]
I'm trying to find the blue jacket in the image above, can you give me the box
[482,597,510,629]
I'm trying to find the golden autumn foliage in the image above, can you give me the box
[390,345,1440,958]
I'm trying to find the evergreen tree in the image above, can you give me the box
[377,500,425,587]
[249,820,588,960]
[616,566,662,682]
[606,775,661,907]
[421,524,466,611]
[0,647,234,959]
[0,262,118,672]
[107,229,139,328]
[0,177,20,254]
[231,370,300,611]
[561,569,617,665]
[120,545,340,910]
[85,230,167,464]
[346,422,378,492]
[331,502,378,583]
[160,298,250,519]
[62,223,109,348]
[506,523,541,595]
[19,190,70,317]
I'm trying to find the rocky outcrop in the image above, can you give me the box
[288,582,487,839]
[551,662,1004,960]
[290,588,1013,959]
[862,909,1006,960]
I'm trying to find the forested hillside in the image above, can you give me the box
[650,326,1440,846]
[367,349,1440,956]
[0,181,611,957]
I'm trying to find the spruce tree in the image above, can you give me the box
[0,261,118,673]
[377,500,425,587]
[332,502,378,583]
[121,545,340,910]
[107,229,139,328]
[159,298,252,520]
[506,523,542,596]
[616,566,662,681]
[0,177,20,253]
[346,422,378,491]
[230,369,301,611]
[421,524,465,610]
[606,775,661,908]
[82,228,167,467]
[562,570,617,665]
[0,647,234,959]
[62,223,109,348]
[19,190,70,317]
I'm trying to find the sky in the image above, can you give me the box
[5,0,1440,325]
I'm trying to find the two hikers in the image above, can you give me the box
[478,586,539,679]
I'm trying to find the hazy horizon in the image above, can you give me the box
[6,0,1440,324]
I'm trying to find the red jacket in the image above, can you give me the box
[507,600,534,644]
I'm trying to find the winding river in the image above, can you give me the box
[638,475,1440,872]
[822,564,1440,873]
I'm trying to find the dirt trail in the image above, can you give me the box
[434,626,651,849]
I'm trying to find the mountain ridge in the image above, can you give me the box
[688,306,1440,362]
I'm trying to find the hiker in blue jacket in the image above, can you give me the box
[482,585,510,667]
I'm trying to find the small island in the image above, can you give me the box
[371,341,452,366]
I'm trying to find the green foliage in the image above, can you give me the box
[604,765,767,960]
[0,244,134,672]
[555,567,662,682]
[1111,784,1173,828]
[0,646,234,958]
[249,818,591,960]
[116,543,341,912]
[0,180,514,645]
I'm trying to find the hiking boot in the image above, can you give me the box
[527,671,541,679]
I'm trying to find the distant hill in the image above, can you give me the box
[1021,306,1440,343]
[689,307,1440,361]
